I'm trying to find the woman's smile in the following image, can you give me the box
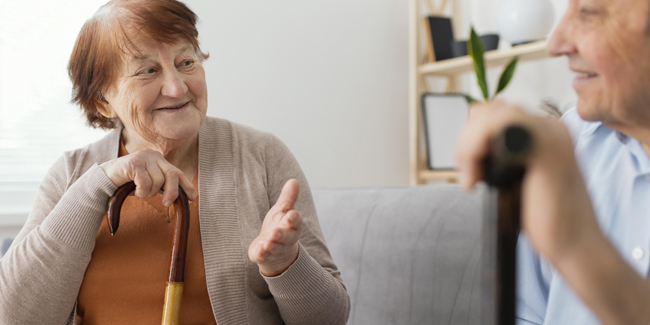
[155,100,191,113]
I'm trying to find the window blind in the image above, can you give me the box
[0,1,109,227]
[0,0,108,185]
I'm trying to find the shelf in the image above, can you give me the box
[418,40,549,76]
[408,0,554,185]
[419,170,459,182]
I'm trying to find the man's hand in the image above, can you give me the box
[249,179,303,276]
[456,101,596,262]
[456,101,650,325]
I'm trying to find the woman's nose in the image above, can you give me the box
[161,71,188,98]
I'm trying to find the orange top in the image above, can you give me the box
[76,141,216,324]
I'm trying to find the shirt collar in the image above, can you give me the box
[582,121,633,146]
[626,137,650,176]
[581,121,650,175]
[581,121,603,137]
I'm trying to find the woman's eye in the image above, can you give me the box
[181,60,194,67]
[138,68,156,75]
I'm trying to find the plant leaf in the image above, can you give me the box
[463,94,478,104]
[495,57,518,96]
[468,27,488,100]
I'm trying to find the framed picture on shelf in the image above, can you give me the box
[423,16,455,62]
[421,93,469,170]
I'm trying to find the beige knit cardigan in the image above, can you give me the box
[0,117,350,324]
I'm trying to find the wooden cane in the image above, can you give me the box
[482,125,532,325]
[107,181,190,325]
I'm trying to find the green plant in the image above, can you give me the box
[464,26,518,104]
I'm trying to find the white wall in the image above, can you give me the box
[186,0,410,188]
[184,0,576,189]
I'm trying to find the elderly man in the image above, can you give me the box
[458,0,650,324]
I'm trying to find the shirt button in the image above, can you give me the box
[632,247,644,260]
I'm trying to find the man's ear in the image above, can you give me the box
[94,95,117,118]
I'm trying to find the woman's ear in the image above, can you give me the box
[94,95,117,118]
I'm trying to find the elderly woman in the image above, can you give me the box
[458,0,650,324]
[0,0,349,324]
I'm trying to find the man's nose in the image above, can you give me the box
[546,14,576,57]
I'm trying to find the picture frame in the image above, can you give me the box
[421,93,469,170]
[423,16,455,62]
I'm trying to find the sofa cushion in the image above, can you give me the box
[313,184,485,325]
[1,238,12,258]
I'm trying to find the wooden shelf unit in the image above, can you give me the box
[408,0,551,185]
[419,170,459,183]
[419,41,549,76]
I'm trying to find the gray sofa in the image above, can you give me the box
[0,239,11,257]
[313,184,486,325]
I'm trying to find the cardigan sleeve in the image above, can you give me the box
[0,154,117,325]
[261,134,351,325]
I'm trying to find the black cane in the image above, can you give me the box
[481,125,532,325]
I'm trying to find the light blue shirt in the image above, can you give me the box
[516,108,650,325]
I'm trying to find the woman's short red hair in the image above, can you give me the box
[68,0,209,130]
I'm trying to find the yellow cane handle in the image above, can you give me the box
[161,282,184,325]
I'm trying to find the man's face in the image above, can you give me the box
[547,0,650,130]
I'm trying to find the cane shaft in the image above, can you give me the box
[495,183,521,325]
[482,125,531,325]
[169,189,190,283]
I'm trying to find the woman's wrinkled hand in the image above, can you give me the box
[456,101,600,265]
[99,149,196,207]
[249,179,303,276]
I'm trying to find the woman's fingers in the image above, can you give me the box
[248,206,303,270]
[254,228,299,262]
[281,210,302,231]
[250,179,300,264]
[132,164,153,198]
[263,241,279,255]
[101,148,195,203]
[158,161,195,205]
[176,168,196,201]
[271,214,302,244]
[146,162,165,198]
[161,172,179,207]
[250,238,272,262]
[274,179,299,212]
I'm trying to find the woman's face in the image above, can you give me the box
[547,0,650,129]
[99,38,207,152]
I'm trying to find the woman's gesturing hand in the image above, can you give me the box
[99,149,196,207]
[249,179,303,276]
